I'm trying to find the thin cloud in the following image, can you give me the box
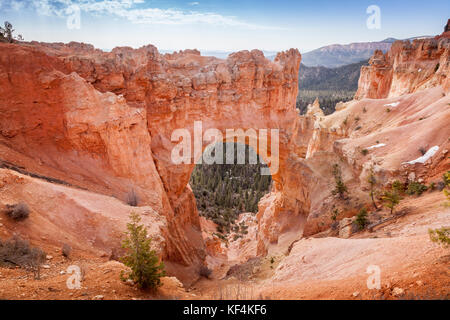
[2,0,283,30]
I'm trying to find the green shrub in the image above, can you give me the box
[428,182,436,191]
[382,189,402,215]
[331,164,348,199]
[120,212,165,290]
[4,202,30,221]
[406,182,428,196]
[428,227,449,248]
[361,149,368,156]
[443,171,450,206]
[392,180,405,194]
[444,171,450,186]
[354,208,369,230]
[331,208,340,221]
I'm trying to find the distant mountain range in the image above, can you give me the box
[157,49,278,59]
[299,59,369,91]
[301,40,391,68]
[301,36,432,68]
[296,59,369,115]
[160,36,432,69]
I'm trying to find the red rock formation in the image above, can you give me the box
[355,32,449,99]
[439,19,450,38]
[0,41,307,274]
[1,25,449,282]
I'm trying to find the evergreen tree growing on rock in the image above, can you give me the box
[331,164,348,199]
[382,188,402,215]
[120,212,165,290]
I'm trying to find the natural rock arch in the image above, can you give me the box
[0,42,320,280]
[141,48,315,257]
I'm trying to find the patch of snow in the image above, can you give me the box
[384,102,400,108]
[402,146,439,165]
[367,143,386,150]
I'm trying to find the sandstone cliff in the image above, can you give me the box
[298,29,450,237]
[355,32,449,99]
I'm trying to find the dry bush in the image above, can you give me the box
[419,147,427,156]
[213,283,257,300]
[126,190,139,207]
[226,257,261,281]
[4,202,30,221]
[0,236,46,279]
[62,243,72,258]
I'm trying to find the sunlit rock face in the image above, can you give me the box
[355,33,450,100]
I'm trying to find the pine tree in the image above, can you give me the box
[355,208,369,230]
[382,189,402,215]
[189,143,272,234]
[120,212,166,290]
[331,164,348,199]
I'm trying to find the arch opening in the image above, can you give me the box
[190,142,272,237]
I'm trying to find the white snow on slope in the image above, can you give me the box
[402,146,439,165]
[384,102,400,108]
[367,143,386,150]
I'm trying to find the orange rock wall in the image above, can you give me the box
[355,35,449,99]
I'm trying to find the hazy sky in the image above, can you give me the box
[1,0,448,53]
